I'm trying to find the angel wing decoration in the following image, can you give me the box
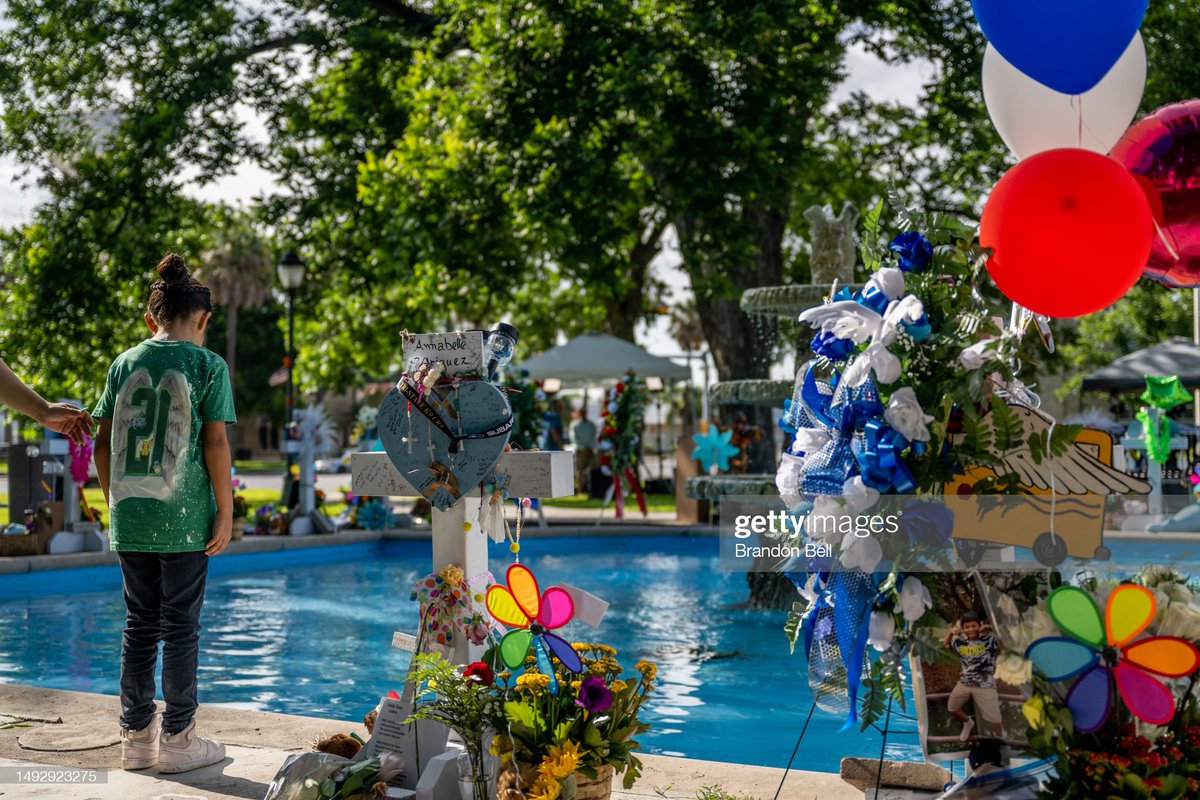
[110,368,193,504]
[798,294,925,387]
[992,402,1151,495]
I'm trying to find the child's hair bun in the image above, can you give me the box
[156,252,189,284]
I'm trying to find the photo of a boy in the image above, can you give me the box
[943,610,1003,741]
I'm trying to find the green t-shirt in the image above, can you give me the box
[93,339,237,552]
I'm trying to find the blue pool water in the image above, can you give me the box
[4,534,1194,771]
[0,535,921,771]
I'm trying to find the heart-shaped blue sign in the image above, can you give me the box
[377,379,513,510]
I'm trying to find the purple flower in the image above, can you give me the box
[811,331,854,360]
[888,232,933,273]
[575,675,614,713]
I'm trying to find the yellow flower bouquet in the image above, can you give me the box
[486,643,656,800]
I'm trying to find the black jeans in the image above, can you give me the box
[117,551,209,734]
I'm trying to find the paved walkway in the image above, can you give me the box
[0,686,857,800]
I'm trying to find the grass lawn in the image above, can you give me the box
[542,492,675,513]
[233,459,286,472]
[2,488,345,528]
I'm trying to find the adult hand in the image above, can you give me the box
[206,513,233,556]
[38,403,94,445]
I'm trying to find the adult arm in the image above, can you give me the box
[0,358,93,443]
[202,421,233,556]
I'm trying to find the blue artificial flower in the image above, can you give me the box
[888,232,933,273]
[778,398,798,434]
[900,499,954,547]
[901,312,932,342]
[811,331,854,360]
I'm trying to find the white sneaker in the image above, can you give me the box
[157,720,226,774]
[958,718,975,742]
[121,716,159,770]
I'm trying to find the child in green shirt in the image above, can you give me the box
[93,253,236,774]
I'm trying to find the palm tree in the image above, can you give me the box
[194,212,274,393]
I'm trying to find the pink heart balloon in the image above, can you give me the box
[1111,100,1200,287]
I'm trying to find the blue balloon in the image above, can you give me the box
[971,0,1147,95]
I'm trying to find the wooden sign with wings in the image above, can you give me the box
[947,399,1150,567]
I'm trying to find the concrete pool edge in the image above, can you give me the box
[0,523,718,575]
[0,684,859,799]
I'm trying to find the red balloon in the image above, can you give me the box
[1111,100,1200,287]
[980,148,1153,318]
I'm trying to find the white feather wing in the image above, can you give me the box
[797,301,881,344]
[109,369,152,503]
[158,370,192,492]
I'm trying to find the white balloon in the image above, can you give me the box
[983,32,1145,160]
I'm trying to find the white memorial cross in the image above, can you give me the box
[349,332,574,800]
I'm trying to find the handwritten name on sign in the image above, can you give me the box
[403,331,484,378]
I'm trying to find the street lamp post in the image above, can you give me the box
[277,251,306,511]
[277,251,306,424]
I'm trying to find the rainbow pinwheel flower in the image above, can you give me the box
[1026,585,1200,731]
[486,564,583,692]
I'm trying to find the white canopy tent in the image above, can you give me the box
[513,331,691,386]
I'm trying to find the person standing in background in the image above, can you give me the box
[542,398,565,451]
[569,405,597,494]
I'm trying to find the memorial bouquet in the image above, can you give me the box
[776,195,1106,732]
[487,643,656,799]
[404,653,502,800]
[596,373,647,518]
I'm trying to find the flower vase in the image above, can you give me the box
[232,518,245,541]
[456,774,492,800]
[456,750,492,800]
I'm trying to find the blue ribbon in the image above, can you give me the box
[856,420,916,493]
[829,571,880,730]
[856,283,891,315]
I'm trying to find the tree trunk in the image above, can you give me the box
[678,202,786,473]
[603,222,666,342]
[225,303,238,393]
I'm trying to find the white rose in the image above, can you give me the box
[870,267,907,300]
[810,495,849,545]
[792,427,832,456]
[776,453,806,511]
[995,653,1033,686]
[840,531,883,573]
[883,387,934,443]
[958,339,995,370]
[842,476,881,516]
[607,401,618,413]
[898,576,933,623]
[868,610,896,652]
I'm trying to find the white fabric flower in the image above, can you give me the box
[868,610,896,652]
[994,653,1033,686]
[898,576,932,623]
[840,531,882,573]
[958,339,996,370]
[842,476,880,516]
[791,427,832,456]
[776,452,807,511]
[809,495,850,545]
[883,387,934,443]
[869,267,907,300]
